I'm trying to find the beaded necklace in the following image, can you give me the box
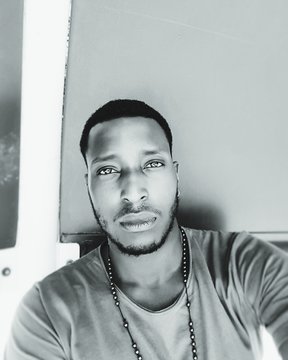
[107,227,198,360]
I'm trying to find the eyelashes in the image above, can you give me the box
[145,161,164,169]
[97,168,118,176]
[97,161,165,177]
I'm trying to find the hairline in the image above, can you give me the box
[82,115,172,166]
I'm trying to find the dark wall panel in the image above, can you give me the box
[0,0,23,249]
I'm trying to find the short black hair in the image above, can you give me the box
[80,99,173,165]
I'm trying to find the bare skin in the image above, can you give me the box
[101,220,184,310]
[86,117,185,310]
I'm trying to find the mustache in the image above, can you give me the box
[113,203,161,222]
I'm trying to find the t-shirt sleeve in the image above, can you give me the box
[4,284,67,360]
[232,233,288,359]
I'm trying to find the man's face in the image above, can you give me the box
[85,117,179,256]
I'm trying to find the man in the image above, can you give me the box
[5,100,288,359]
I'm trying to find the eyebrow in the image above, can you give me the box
[142,150,167,157]
[90,149,168,166]
[90,154,119,166]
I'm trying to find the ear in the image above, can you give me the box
[84,174,92,200]
[173,161,179,180]
[84,173,88,186]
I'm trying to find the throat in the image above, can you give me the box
[120,271,185,311]
[101,225,190,311]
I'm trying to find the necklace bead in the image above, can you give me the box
[123,320,129,328]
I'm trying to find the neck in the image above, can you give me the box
[102,220,182,289]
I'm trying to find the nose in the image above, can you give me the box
[120,171,148,204]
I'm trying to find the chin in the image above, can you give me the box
[111,237,165,257]
[110,220,175,257]
[94,193,179,257]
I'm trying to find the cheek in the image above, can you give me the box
[89,182,119,215]
[149,173,177,201]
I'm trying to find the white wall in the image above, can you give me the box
[0,0,73,356]
[61,0,288,236]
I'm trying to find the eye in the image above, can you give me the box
[145,161,164,169]
[97,167,118,176]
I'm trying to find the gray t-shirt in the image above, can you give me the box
[5,229,288,359]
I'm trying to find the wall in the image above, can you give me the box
[61,0,288,239]
[0,0,73,356]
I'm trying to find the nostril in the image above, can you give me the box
[122,193,147,204]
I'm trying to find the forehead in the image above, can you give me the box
[86,117,170,159]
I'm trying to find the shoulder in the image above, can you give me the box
[6,247,108,359]
[183,227,286,263]
[184,227,240,261]
[33,246,107,309]
[13,246,108,336]
[183,227,288,288]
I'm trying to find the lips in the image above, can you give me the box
[118,212,157,232]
